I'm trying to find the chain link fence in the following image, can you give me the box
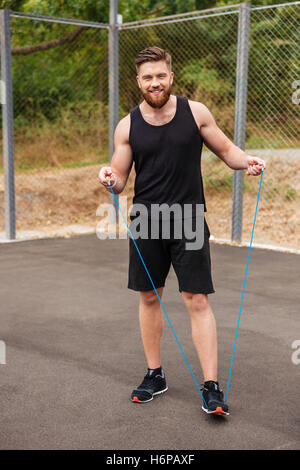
[244,3,300,249]
[0,2,299,250]
[1,13,109,236]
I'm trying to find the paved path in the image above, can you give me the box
[0,235,299,449]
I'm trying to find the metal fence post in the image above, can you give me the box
[0,9,15,240]
[109,0,119,224]
[231,2,251,242]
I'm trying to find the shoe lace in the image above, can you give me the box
[200,384,224,402]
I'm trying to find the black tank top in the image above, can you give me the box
[129,96,207,217]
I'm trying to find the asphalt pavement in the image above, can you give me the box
[0,234,299,450]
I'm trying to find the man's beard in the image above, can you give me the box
[141,83,172,109]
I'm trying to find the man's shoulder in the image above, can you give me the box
[119,114,131,125]
[118,104,139,126]
[182,98,210,129]
[186,98,208,112]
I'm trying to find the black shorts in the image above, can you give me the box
[127,216,215,294]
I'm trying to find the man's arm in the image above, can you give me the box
[98,114,133,194]
[190,101,266,175]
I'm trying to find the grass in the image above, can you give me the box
[203,153,233,192]
[203,173,232,191]
[0,100,109,172]
[0,159,107,173]
[246,129,300,149]
[262,181,297,202]
[284,187,297,201]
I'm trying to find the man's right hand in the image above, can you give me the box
[98,166,117,189]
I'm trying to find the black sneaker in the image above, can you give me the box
[131,368,168,403]
[201,381,229,416]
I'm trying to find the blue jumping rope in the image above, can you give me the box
[225,167,264,403]
[107,167,264,408]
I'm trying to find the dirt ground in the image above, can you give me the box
[0,156,299,250]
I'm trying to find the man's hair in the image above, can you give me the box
[135,46,172,74]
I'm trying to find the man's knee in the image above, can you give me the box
[140,288,162,306]
[182,292,209,313]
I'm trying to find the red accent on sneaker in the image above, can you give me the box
[211,406,227,415]
[132,396,141,403]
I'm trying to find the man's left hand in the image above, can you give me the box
[246,156,266,176]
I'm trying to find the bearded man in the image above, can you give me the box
[99,46,265,415]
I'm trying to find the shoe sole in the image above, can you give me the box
[131,386,168,403]
[202,405,229,416]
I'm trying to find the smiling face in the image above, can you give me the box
[136,60,174,109]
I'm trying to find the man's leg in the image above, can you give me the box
[181,291,229,415]
[139,287,164,369]
[131,287,168,403]
[181,292,217,382]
